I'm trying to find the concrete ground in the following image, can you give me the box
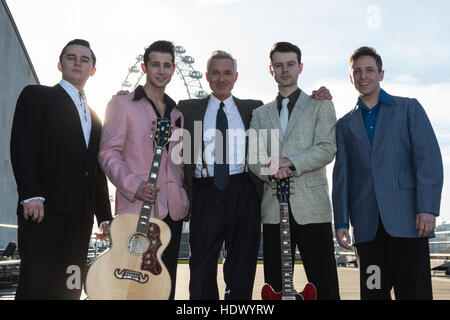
[1,263,449,300]
[175,263,450,300]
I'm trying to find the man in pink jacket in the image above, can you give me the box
[99,41,189,300]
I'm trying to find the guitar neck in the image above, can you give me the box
[279,202,295,296]
[136,146,164,234]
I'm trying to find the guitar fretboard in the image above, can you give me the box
[136,146,164,234]
[280,202,295,298]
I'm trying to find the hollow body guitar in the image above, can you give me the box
[86,118,172,300]
[261,179,317,300]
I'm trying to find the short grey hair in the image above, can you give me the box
[206,50,237,74]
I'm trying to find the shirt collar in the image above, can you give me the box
[133,85,177,117]
[209,93,235,111]
[277,87,301,110]
[59,79,83,102]
[357,88,390,111]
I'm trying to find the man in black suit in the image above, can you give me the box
[10,39,112,300]
[178,50,263,300]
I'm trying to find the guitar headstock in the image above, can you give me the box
[151,117,172,148]
[276,179,290,204]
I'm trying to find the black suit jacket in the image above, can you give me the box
[178,95,264,216]
[10,84,112,224]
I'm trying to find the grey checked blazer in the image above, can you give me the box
[332,93,443,244]
[248,90,337,225]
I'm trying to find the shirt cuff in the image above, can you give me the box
[21,197,45,205]
[336,224,349,230]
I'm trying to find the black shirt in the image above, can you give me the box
[276,87,301,119]
[133,85,177,120]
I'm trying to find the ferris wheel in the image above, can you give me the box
[121,44,209,99]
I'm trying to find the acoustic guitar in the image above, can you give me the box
[261,179,317,300]
[85,118,172,300]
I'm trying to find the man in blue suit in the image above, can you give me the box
[332,46,443,300]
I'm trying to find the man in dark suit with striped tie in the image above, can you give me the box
[178,50,263,300]
[332,46,443,300]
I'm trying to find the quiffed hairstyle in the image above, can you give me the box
[59,39,96,68]
[143,40,175,66]
[206,50,237,74]
[349,46,383,72]
[270,42,302,65]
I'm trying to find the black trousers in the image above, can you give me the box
[355,219,432,300]
[263,207,340,300]
[189,173,261,300]
[15,212,93,300]
[161,215,184,300]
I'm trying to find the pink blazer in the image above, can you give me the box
[99,92,189,221]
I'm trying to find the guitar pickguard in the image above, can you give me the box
[141,222,163,275]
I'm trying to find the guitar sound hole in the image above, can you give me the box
[128,234,150,255]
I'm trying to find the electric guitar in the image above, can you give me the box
[85,118,172,300]
[261,179,317,300]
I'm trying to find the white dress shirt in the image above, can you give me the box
[59,79,92,147]
[195,94,247,178]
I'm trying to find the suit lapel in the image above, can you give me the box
[348,106,372,150]
[188,96,209,165]
[233,96,252,129]
[372,100,396,149]
[283,90,309,142]
[54,84,89,151]
[191,96,209,122]
[87,107,100,151]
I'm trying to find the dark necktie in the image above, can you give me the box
[214,101,229,190]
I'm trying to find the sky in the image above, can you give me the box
[6,0,450,224]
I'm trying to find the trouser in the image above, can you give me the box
[161,214,184,300]
[355,219,432,300]
[263,207,340,300]
[189,173,261,300]
[16,212,93,300]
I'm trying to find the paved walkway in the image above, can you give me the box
[1,264,448,300]
[175,264,450,300]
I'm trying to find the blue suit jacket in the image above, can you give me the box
[332,92,443,244]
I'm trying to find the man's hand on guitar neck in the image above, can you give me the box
[135,182,160,204]
[265,157,295,180]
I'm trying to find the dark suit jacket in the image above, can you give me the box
[178,95,264,216]
[332,93,443,244]
[10,84,112,224]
